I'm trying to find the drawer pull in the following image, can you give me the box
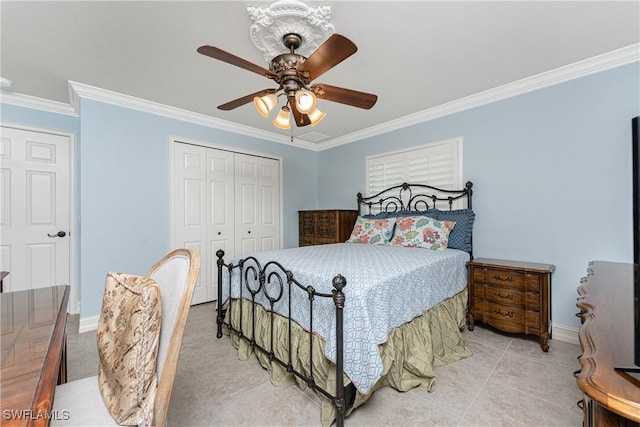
[492,274,514,283]
[493,308,514,317]
[494,291,514,300]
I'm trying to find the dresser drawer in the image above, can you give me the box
[300,236,314,246]
[314,237,338,245]
[318,221,336,238]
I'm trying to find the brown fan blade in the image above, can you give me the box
[312,83,378,109]
[197,45,277,79]
[217,89,276,111]
[298,34,357,81]
[289,100,311,127]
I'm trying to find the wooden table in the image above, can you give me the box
[1,285,70,427]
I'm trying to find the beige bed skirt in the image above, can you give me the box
[224,288,471,426]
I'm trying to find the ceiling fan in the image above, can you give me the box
[197,33,378,129]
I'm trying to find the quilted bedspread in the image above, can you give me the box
[222,242,469,393]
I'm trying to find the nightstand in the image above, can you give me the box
[467,258,555,352]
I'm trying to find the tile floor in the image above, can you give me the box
[66,303,584,426]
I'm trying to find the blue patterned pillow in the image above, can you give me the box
[428,209,475,252]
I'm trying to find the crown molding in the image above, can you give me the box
[2,44,637,153]
[67,81,320,151]
[317,43,640,151]
[0,91,78,117]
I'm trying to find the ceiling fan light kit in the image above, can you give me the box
[294,89,316,114]
[254,93,279,117]
[307,107,326,127]
[273,106,292,129]
[197,0,377,132]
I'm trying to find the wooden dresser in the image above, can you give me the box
[467,258,554,351]
[576,261,640,426]
[298,210,358,247]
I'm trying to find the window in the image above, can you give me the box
[365,137,462,209]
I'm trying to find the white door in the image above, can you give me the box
[234,153,259,257]
[0,126,71,296]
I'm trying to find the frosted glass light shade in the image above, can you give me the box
[254,93,278,117]
[272,107,291,129]
[295,90,316,114]
[307,107,326,126]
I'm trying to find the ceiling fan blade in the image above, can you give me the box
[217,89,277,111]
[197,45,277,79]
[298,34,357,81]
[289,100,311,127]
[312,83,378,109]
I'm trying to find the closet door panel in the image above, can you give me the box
[235,154,258,257]
[207,148,234,301]
[258,157,280,252]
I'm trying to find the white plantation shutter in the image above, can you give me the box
[366,138,462,209]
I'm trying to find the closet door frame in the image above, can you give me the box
[169,137,283,303]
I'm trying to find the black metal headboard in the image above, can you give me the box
[357,181,474,215]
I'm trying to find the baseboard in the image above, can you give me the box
[79,315,99,333]
[552,323,579,346]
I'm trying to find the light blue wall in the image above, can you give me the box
[76,99,318,318]
[318,62,640,330]
[2,61,638,329]
[1,99,318,319]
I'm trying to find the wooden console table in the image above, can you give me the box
[0,285,70,427]
[577,261,640,426]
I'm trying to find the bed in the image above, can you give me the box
[215,182,475,426]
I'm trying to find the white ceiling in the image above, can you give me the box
[1,1,639,146]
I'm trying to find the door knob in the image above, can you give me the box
[48,231,67,238]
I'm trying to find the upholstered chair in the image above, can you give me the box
[52,248,201,427]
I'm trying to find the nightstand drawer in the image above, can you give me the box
[484,302,541,333]
[484,268,525,288]
[482,268,542,293]
[483,285,540,311]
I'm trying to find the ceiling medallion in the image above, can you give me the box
[247,0,335,62]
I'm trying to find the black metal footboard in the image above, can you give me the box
[215,249,348,427]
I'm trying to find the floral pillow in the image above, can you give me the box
[347,216,396,245]
[390,216,456,250]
